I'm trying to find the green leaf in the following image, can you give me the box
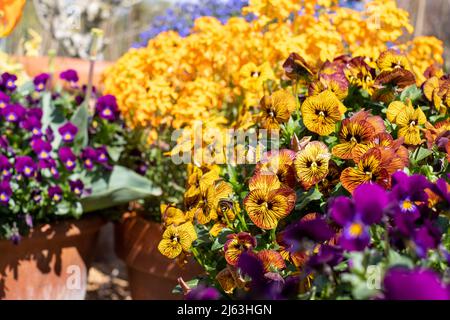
[16,81,35,96]
[70,105,89,152]
[211,228,233,251]
[400,85,422,103]
[172,278,200,294]
[387,250,414,268]
[80,165,162,213]
[410,147,432,164]
[295,186,323,211]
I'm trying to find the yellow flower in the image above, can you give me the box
[395,105,427,145]
[376,49,411,72]
[260,90,296,130]
[294,141,331,188]
[301,90,346,136]
[160,204,188,226]
[244,174,296,230]
[0,0,26,37]
[158,222,197,259]
[240,62,275,91]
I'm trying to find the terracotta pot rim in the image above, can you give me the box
[0,216,106,245]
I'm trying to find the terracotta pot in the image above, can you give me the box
[14,56,112,89]
[0,217,105,300]
[115,214,203,300]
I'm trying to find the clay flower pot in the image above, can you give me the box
[115,213,203,300]
[14,56,112,89]
[0,217,105,300]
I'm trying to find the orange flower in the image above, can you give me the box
[340,147,391,193]
[294,141,331,189]
[257,250,286,272]
[254,149,296,188]
[224,232,256,266]
[244,173,296,230]
[259,90,296,130]
[376,49,412,72]
[0,0,26,37]
[353,133,409,173]
[301,90,346,136]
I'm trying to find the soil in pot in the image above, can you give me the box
[0,217,105,300]
[115,213,203,300]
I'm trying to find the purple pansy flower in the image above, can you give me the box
[33,73,50,92]
[48,185,63,202]
[186,286,220,300]
[2,104,26,123]
[95,95,119,121]
[58,147,76,171]
[81,147,97,170]
[95,146,109,164]
[0,155,12,179]
[45,127,55,142]
[0,136,8,150]
[0,180,12,205]
[21,116,42,136]
[0,92,10,109]
[58,122,78,143]
[413,221,442,258]
[307,245,344,271]
[31,138,52,160]
[383,267,449,300]
[27,107,43,120]
[31,189,42,203]
[283,216,334,253]
[59,69,79,86]
[389,172,431,220]
[329,183,388,251]
[39,158,60,179]
[69,179,84,196]
[24,214,33,228]
[1,72,17,91]
[15,156,37,178]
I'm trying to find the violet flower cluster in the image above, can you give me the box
[0,70,124,242]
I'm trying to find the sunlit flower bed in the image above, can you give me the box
[105,0,443,144]
[158,48,450,299]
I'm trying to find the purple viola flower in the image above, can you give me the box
[0,155,12,179]
[95,95,119,121]
[21,116,42,136]
[0,92,10,109]
[430,178,450,208]
[95,146,109,164]
[81,147,97,170]
[307,245,344,271]
[33,73,50,92]
[59,69,79,86]
[10,231,21,245]
[45,127,55,142]
[0,181,12,205]
[389,172,431,220]
[15,156,37,178]
[283,216,334,253]
[31,138,52,160]
[58,122,78,143]
[31,189,42,203]
[1,72,17,91]
[27,107,43,120]
[48,185,63,202]
[383,268,449,300]
[2,104,26,123]
[186,286,220,300]
[0,136,8,150]
[413,221,442,258]
[58,147,76,171]
[329,183,389,251]
[69,179,84,196]
[39,158,60,179]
